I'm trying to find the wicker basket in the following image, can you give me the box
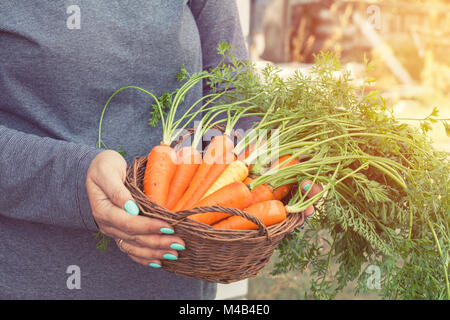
[124,126,305,283]
[124,156,305,284]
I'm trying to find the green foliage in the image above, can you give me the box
[115,145,127,158]
[149,90,173,128]
[176,64,189,82]
[210,47,449,300]
[93,232,110,253]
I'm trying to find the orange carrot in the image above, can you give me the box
[203,134,235,164]
[249,184,274,205]
[188,181,253,225]
[172,134,234,211]
[244,177,275,205]
[237,143,255,162]
[181,152,235,210]
[212,200,287,230]
[272,184,294,200]
[143,144,177,207]
[269,155,300,200]
[165,146,202,210]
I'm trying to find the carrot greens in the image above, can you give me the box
[208,47,449,300]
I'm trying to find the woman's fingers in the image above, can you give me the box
[110,228,185,266]
[102,205,176,235]
[105,225,185,250]
[115,238,180,263]
[300,180,323,199]
[87,150,133,209]
[87,150,176,235]
[116,239,164,268]
[303,205,315,217]
[128,255,163,269]
[299,180,321,219]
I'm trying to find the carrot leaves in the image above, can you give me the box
[208,47,449,300]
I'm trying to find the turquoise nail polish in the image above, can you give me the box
[149,263,161,268]
[160,227,175,234]
[163,253,178,261]
[303,184,312,192]
[170,243,185,251]
[124,200,139,216]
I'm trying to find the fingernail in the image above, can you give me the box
[124,200,139,216]
[170,243,185,251]
[163,253,178,261]
[303,184,312,192]
[149,262,161,268]
[160,227,175,234]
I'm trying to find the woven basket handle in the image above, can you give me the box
[174,206,271,238]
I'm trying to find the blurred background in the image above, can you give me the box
[216,0,450,300]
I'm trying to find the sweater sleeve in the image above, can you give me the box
[0,125,102,231]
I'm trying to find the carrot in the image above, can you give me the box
[172,134,234,211]
[201,159,248,199]
[272,184,294,200]
[249,184,274,205]
[244,177,275,205]
[268,154,300,200]
[165,146,202,210]
[237,142,255,162]
[189,181,253,225]
[212,200,287,230]
[203,134,235,164]
[143,144,177,207]
[181,152,235,210]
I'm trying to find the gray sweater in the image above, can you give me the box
[0,0,248,299]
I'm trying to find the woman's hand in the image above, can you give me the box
[300,180,323,218]
[86,150,185,268]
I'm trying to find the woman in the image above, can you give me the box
[0,1,320,299]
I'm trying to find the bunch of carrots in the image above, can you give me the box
[143,111,308,230]
[98,65,310,231]
[143,135,299,230]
